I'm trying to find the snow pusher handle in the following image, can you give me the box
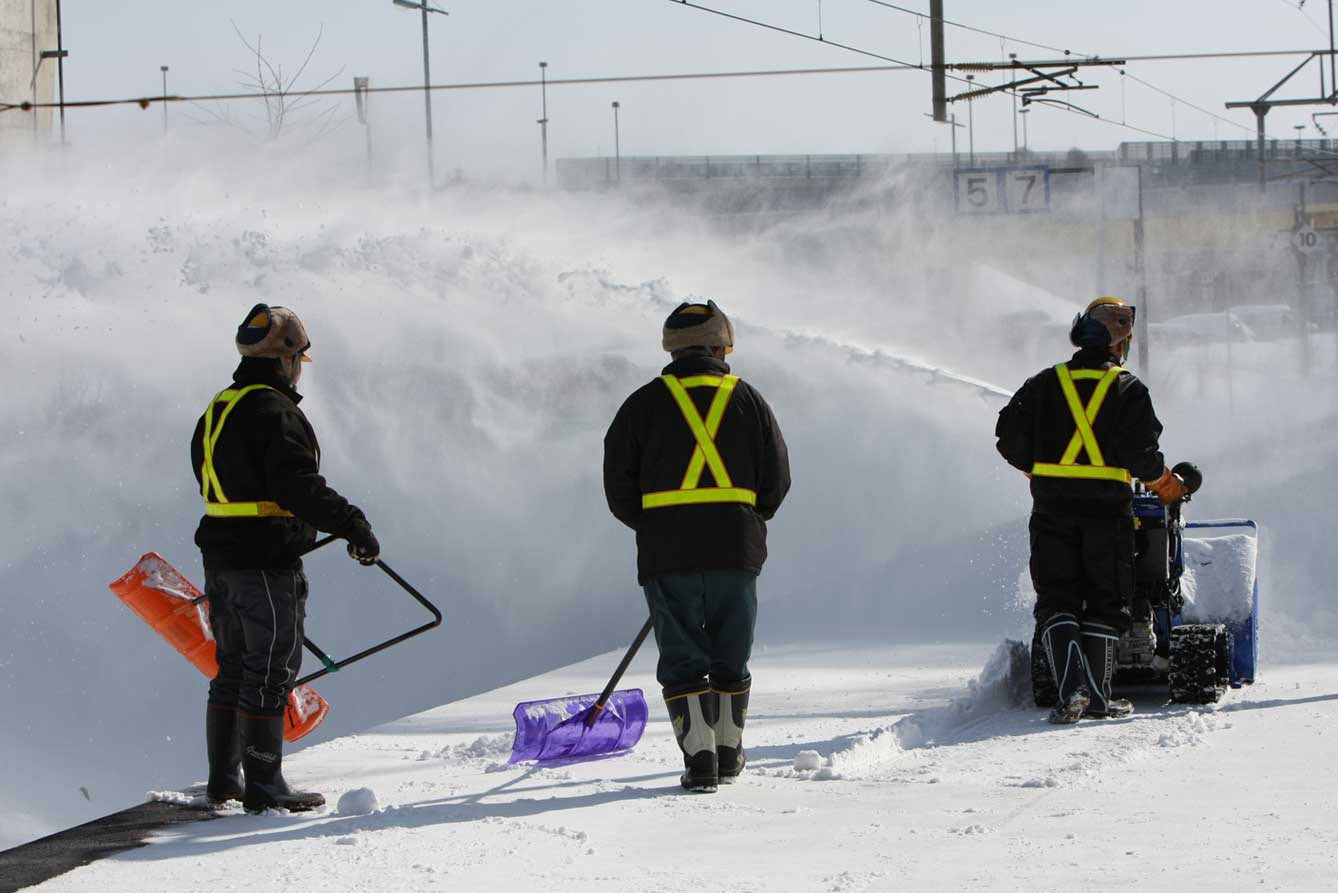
[292,535,443,686]
[187,534,444,685]
[584,618,654,728]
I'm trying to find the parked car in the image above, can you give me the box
[1151,311,1255,345]
[1229,304,1299,340]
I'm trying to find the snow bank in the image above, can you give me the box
[1181,533,1258,624]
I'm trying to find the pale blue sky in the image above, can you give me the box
[48,1,1338,175]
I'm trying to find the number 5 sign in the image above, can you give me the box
[955,166,1051,215]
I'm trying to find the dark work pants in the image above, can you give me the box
[1029,512,1134,633]
[643,569,757,694]
[205,567,308,717]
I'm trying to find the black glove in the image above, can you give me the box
[344,519,380,566]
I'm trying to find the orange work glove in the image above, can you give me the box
[1145,467,1189,505]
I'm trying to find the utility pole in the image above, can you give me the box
[929,0,946,122]
[1295,181,1314,376]
[1010,53,1018,158]
[1134,165,1150,375]
[354,76,373,176]
[392,0,448,187]
[965,75,975,165]
[160,66,169,132]
[1019,107,1030,153]
[612,101,622,183]
[538,61,549,185]
[949,112,959,170]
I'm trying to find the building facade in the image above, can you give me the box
[0,0,58,135]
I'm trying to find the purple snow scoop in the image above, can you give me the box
[508,619,654,763]
[509,688,649,762]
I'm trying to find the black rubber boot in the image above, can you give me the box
[205,704,244,804]
[664,687,718,793]
[1082,621,1135,718]
[240,713,325,814]
[1039,613,1090,725]
[712,682,749,783]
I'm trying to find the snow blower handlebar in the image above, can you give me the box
[189,534,443,685]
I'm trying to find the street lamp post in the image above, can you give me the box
[160,66,169,132]
[392,0,449,187]
[538,61,549,185]
[612,100,621,184]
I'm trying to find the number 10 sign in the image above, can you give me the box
[955,166,1050,215]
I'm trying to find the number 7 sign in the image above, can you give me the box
[1004,166,1050,213]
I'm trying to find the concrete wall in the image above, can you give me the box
[0,0,57,134]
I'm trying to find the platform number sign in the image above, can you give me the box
[955,166,1050,215]
[1292,224,1321,255]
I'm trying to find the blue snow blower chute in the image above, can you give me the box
[1032,462,1260,705]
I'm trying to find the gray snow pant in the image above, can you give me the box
[205,567,308,717]
[643,569,757,694]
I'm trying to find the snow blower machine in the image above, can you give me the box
[1032,462,1260,706]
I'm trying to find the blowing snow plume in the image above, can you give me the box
[2,140,1337,848]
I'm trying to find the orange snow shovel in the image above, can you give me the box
[110,552,329,741]
[110,535,443,742]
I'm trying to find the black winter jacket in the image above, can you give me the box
[996,347,1165,517]
[191,358,367,570]
[604,352,791,584]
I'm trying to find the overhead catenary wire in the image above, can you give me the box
[659,0,1209,145]
[1267,0,1329,36]
[864,0,1072,56]
[875,0,1321,147]
[0,63,931,114]
[664,0,925,68]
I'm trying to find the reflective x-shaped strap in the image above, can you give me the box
[1054,365,1123,467]
[201,384,272,502]
[661,375,739,489]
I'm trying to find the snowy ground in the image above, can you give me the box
[26,640,1338,892]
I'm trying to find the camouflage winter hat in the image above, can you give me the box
[235,303,312,360]
[662,300,735,353]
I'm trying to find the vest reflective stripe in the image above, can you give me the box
[204,501,296,517]
[1030,363,1133,484]
[201,385,295,519]
[641,374,758,510]
[642,488,758,509]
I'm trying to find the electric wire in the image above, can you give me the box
[664,0,926,69]
[1267,0,1329,36]
[864,0,1071,56]
[0,63,932,114]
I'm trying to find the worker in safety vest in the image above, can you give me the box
[603,301,790,792]
[996,297,1187,724]
[190,304,380,812]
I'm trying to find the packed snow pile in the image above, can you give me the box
[335,787,380,816]
[1181,533,1257,623]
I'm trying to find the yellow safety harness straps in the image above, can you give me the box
[201,385,295,518]
[642,374,758,509]
[1031,364,1132,484]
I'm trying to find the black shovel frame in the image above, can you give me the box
[191,534,442,686]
